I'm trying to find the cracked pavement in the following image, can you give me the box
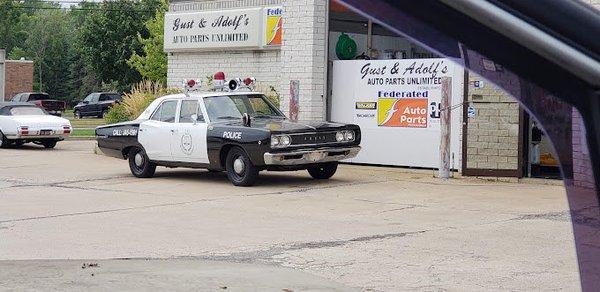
[0,141,580,291]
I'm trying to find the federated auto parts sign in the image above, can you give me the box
[330,58,464,168]
[164,7,282,52]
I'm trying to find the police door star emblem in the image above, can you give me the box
[181,133,193,155]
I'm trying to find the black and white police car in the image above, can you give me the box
[95,77,361,186]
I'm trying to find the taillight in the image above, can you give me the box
[63,125,71,134]
[19,126,29,135]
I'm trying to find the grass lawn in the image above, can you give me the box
[72,128,96,137]
[63,110,106,137]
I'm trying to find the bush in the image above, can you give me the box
[105,80,180,124]
[104,104,130,124]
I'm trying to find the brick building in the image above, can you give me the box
[0,49,34,101]
[166,0,596,182]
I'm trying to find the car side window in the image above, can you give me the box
[83,94,94,103]
[151,100,178,123]
[11,94,20,102]
[90,93,100,103]
[179,100,204,123]
[99,95,110,102]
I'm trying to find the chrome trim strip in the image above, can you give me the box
[264,146,361,166]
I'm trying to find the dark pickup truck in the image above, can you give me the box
[11,92,66,116]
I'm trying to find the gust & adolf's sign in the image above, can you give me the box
[164,7,283,52]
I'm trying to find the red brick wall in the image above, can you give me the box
[4,60,34,101]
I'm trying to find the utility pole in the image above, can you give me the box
[439,77,452,179]
[0,49,5,101]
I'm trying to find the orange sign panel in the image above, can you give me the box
[377,98,428,128]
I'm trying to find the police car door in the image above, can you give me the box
[139,99,179,161]
[170,99,209,163]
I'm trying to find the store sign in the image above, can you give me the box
[164,7,282,51]
[264,7,283,46]
[330,58,464,169]
[377,98,428,128]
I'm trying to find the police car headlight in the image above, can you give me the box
[271,135,291,148]
[336,131,345,142]
[280,135,291,146]
[344,130,355,141]
[270,136,280,148]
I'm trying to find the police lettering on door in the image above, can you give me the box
[223,131,242,139]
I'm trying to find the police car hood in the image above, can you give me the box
[215,119,349,133]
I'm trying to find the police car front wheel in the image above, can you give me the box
[128,147,156,178]
[225,147,259,187]
[307,162,338,179]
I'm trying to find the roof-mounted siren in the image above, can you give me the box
[227,77,257,92]
[227,78,243,91]
[213,72,226,91]
[183,79,202,95]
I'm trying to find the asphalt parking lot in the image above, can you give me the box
[0,141,580,291]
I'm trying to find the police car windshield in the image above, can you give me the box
[204,94,283,121]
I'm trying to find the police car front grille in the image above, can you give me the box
[290,132,338,146]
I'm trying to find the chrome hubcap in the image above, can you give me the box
[134,153,144,167]
[233,157,245,174]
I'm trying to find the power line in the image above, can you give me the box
[12,5,156,12]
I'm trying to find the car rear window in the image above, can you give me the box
[9,107,46,116]
[100,94,121,101]
[28,94,50,101]
[108,94,122,101]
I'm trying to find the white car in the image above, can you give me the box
[0,102,72,149]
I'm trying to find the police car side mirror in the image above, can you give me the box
[242,113,251,127]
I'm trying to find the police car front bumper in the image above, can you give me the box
[263,146,361,166]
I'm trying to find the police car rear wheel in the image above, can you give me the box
[128,147,156,178]
[307,162,338,179]
[226,147,258,186]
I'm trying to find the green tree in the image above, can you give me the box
[24,8,72,99]
[7,47,29,60]
[128,0,168,85]
[66,1,102,104]
[77,0,162,91]
[0,0,26,52]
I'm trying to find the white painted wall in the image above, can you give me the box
[168,0,329,122]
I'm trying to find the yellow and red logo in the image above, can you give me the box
[377,98,428,128]
[265,7,283,46]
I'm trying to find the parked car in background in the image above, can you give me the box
[0,102,72,149]
[73,92,122,119]
[11,92,66,116]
